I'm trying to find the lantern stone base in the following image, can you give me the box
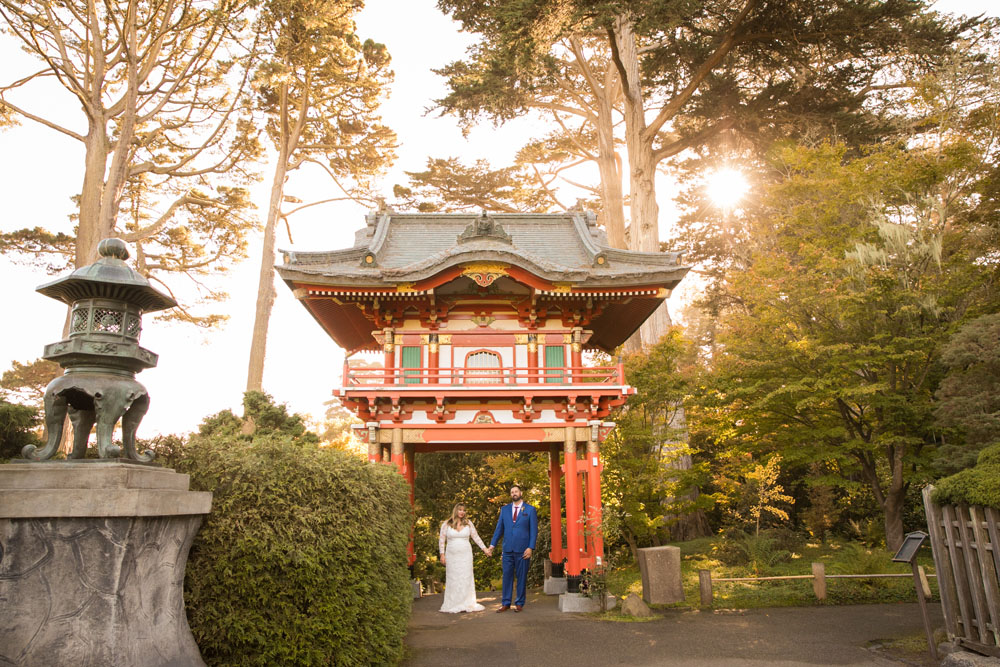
[0,462,212,667]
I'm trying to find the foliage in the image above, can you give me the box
[0,399,40,460]
[977,443,1000,466]
[685,131,999,549]
[0,358,61,407]
[176,395,412,666]
[602,333,713,555]
[935,314,1000,460]
[742,455,794,537]
[830,543,894,577]
[736,535,791,577]
[197,390,318,445]
[319,396,362,453]
[800,466,842,543]
[932,443,1000,510]
[0,0,262,326]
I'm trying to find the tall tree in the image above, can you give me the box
[689,134,996,549]
[436,32,627,244]
[0,358,61,408]
[245,0,395,392]
[392,156,553,213]
[0,0,262,325]
[437,0,972,347]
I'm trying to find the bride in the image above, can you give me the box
[438,503,492,613]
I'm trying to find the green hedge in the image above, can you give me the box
[177,433,412,666]
[932,443,1000,510]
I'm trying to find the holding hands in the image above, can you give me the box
[485,545,495,557]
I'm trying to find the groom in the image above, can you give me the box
[489,484,538,612]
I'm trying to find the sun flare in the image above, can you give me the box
[706,168,750,209]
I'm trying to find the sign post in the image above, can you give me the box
[892,530,937,661]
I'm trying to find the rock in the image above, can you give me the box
[941,650,1000,667]
[621,592,653,618]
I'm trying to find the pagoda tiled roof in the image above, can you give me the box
[277,211,688,288]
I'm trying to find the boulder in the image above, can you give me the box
[621,592,653,618]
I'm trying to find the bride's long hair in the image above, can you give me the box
[446,503,468,529]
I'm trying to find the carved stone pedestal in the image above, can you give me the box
[0,462,212,666]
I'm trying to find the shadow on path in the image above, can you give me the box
[405,589,942,666]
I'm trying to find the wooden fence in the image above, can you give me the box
[697,563,933,606]
[922,485,1000,657]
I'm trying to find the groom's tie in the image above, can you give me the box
[513,506,519,523]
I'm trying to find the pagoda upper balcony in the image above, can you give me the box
[342,359,627,391]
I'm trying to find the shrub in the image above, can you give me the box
[759,527,805,553]
[737,535,791,576]
[0,399,41,460]
[932,464,1000,510]
[177,394,412,666]
[976,442,1000,466]
[712,527,751,565]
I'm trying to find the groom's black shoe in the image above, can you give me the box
[514,605,523,612]
[496,605,510,613]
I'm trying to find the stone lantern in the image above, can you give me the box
[22,237,176,462]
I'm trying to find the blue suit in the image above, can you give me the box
[491,502,538,607]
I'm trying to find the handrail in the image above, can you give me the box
[343,364,624,387]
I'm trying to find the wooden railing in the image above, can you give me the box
[342,363,625,388]
[923,485,1000,656]
[697,563,936,606]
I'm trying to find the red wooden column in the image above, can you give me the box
[527,333,538,383]
[549,442,564,565]
[564,426,582,576]
[383,327,395,384]
[428,334,439,384]
[586,421,604,565]
[575,459,588,562]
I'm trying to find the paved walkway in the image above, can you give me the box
[405,589,942,666]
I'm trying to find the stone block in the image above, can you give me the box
[0,462,211,666]
[544,576,568,595]
[637,545,683,604]
[412,579,423,599]
[558,592,600,613]
[0,463,211,518]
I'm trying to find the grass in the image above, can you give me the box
[603,534,939,611]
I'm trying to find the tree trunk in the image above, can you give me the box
[594,79,626,249]
[613,15,670,350]
[77,121,109,267]
[882,448,907,551]
[246,160,287,393]
[883,492,905,553]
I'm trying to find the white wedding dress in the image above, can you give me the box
[439,521,488,613]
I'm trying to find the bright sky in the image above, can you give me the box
[0,0,993,438]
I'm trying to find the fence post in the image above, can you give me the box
[812,562,826,600]
[699,570,713,607]
[917,565,933,599]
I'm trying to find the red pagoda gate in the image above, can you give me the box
[277,212,688,583]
